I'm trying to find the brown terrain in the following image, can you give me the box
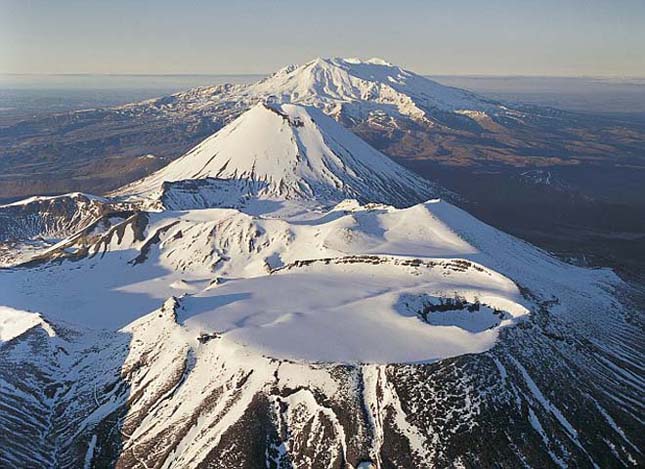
[1,90,644,282]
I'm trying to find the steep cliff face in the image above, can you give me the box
[0,193,111,242]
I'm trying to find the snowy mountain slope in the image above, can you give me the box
[0,59,643,467]
[116,102,440,208]
[0,192,120,267]
[0,306,54,342]
[0,192,110,242]
[1,274,642,467]
[0,308,133,468]
[247,57,503,121]
[6,55,644,208]
[110,57,504,128]
[1,198,643,467]
[1,197,619,343]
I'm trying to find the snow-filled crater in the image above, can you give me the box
[178,256,529,363]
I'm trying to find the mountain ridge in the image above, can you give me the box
[0,57,643,468]
[3,55,643,204]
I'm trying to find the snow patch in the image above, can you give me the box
[0,306,55,342]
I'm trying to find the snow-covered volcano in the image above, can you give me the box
[118,102,439,208]
[247,57,502,121]
[0,58,643,468]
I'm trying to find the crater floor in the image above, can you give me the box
[178,256,529,363]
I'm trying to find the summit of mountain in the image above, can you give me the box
[116,101,440,209]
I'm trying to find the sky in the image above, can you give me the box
[1,0,644,77]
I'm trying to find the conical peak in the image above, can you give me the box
[118,102,438,207]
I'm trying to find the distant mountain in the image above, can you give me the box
[3,57,643,204]
[1,68,643,468]
[246,57,502,119]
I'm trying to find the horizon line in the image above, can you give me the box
[2,72,645,80]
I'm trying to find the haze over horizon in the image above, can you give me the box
[1,0,644,77]
[1,3,645,467]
